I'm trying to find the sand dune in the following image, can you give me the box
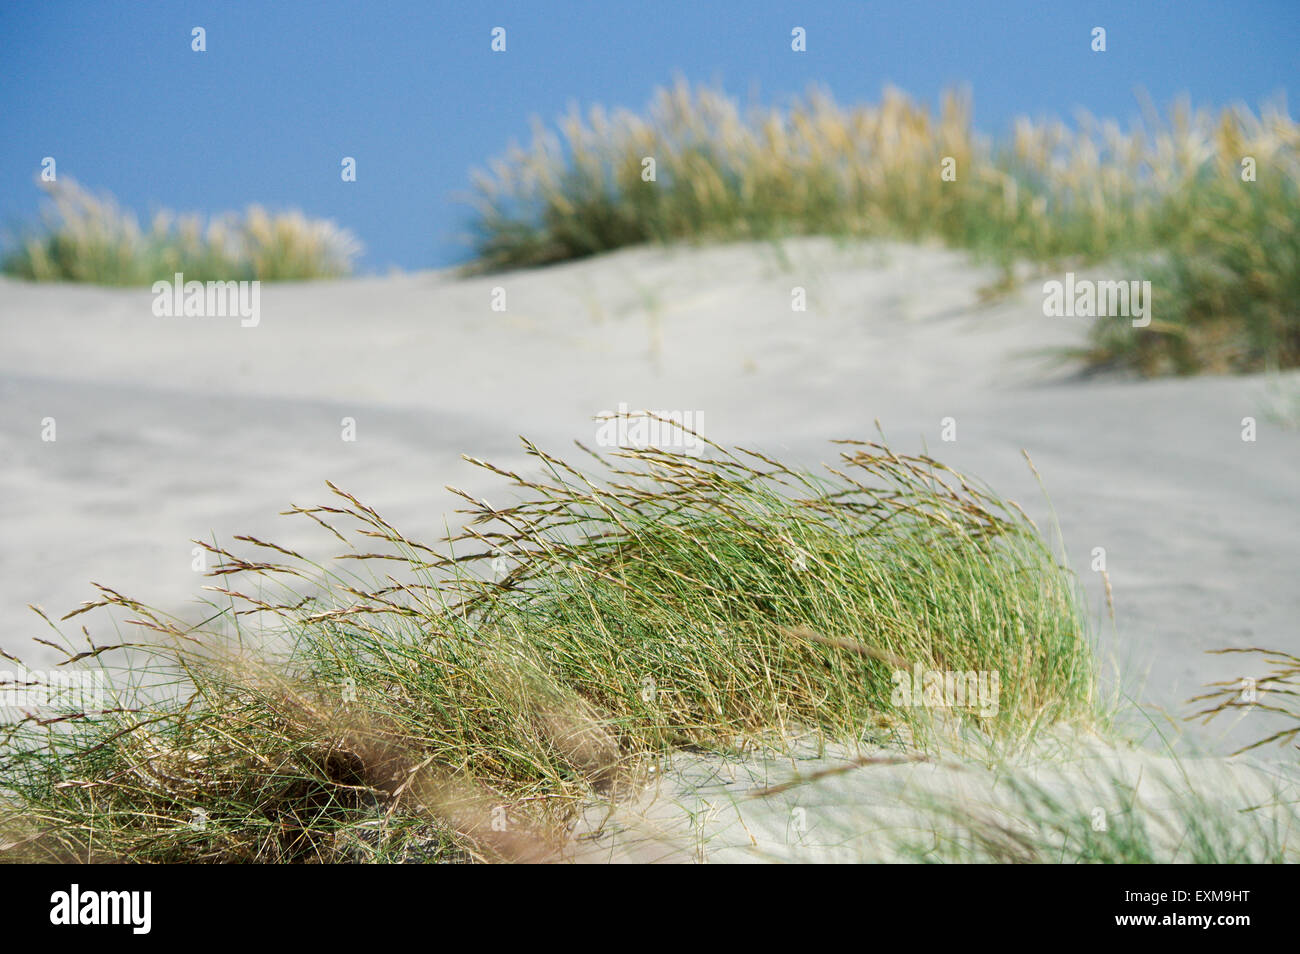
[3,238,1297,763]
[567,732,1299,863]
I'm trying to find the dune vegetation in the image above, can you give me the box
[3,177,360,284]
[466,80,1300,376]
[3,423,1296,864]
[8,84,1294,375]
[0,424,1104,862]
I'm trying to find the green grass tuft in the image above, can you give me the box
[0,424,1099,862]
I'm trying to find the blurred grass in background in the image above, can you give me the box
[467,81,1300,376]
[4,177,360,284]
[5,82,1295,377]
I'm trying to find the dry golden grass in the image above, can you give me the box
[468,80,1300,374]
[5,177,360,284]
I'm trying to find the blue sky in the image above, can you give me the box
[2,0,1296,272]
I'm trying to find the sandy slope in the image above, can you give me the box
[566,732,1300,863]
[2,238,1297,766]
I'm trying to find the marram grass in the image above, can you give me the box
[0,425,1100,862]
[467,80,1300,376]
[4,177,360,285]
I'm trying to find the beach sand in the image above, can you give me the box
[565,730,1299,863]
[3,239,1297,840]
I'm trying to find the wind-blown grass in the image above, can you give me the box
[0,424,1098,862]
[466,80,1300,376]
[4,177,360,285]
[1189,647,1300,755]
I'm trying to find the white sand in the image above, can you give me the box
[566,731,1300,863]
[3,238,1297,822]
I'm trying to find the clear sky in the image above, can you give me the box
[2,0,1296,272]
